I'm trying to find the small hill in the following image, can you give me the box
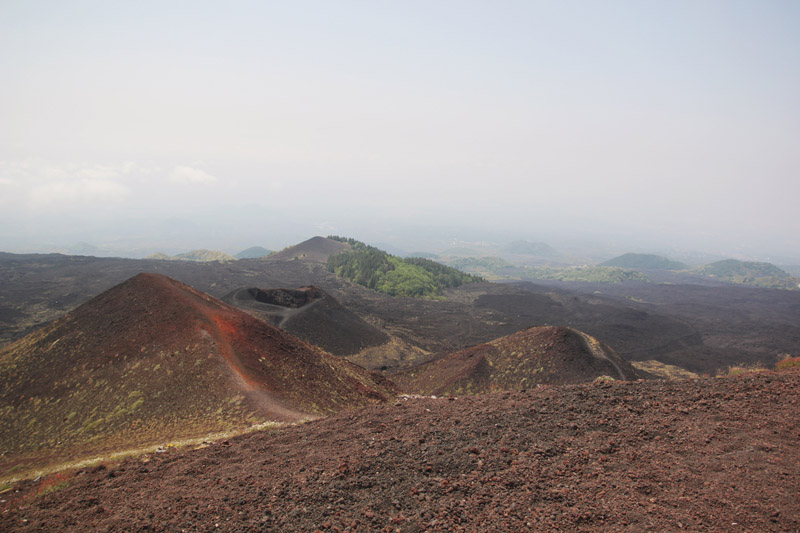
[222,285,390,356]
[266,236,351,263]
[173,249,236,262]
[393,326,643,396]
[145,252,172,260]
[326,238,483,298]
[0,273,395,477]
[699,259,798,290]
[503,240,557,257]
[601,253,687,270]
[235,246,273,259]
[146,249,236,262]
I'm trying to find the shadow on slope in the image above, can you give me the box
[393,326,644,396]
[222,285,389,356]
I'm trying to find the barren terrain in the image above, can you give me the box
[0,274,394,479]
[393,326,643,395]
[2,248,799,375]
[2,370,798,531]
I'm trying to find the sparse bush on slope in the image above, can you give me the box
[776,354,800,371]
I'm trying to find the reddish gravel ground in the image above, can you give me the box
[2,370,799,532]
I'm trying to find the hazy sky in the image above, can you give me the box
[2,1,799,260]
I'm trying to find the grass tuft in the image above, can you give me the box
[718,362,768,377]
[776,354,800,371]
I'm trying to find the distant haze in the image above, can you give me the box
[2,1,798,262]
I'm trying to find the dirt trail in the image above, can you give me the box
[2,370,798,532]
[203,314,309,422]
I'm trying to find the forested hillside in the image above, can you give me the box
[326,237,482,298]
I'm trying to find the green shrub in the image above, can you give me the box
[718,362,768,377]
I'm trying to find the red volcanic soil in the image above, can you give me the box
[2,370,798,532]
[393,326,644,396]
[0,274,394,477]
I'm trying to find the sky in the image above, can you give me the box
[1,1,799,261]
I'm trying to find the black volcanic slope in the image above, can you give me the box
[265,236,351,263]
[3,248,800,376]
[222,285,389,356]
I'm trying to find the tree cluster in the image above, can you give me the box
[326,239,483,298]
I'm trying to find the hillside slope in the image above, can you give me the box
[699,259,798,290]
[326,238,483,298]
[0,273,395,477]
[234,246,272,259]
[2,371,798,531]
[266,236,351,263]
[393,326,642,395]
[222,285,389,356]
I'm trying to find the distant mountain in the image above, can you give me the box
[146,252,172,260]
[701,259,789,278]
[600,253,687,270]
[146,249,236,262]
[0,273,395,476]
[503,240,557,257]
[698,259,798,290]
[326,238,483,298]
[267,236,351,263]
[235,246,273,259]
[393,326,643,396]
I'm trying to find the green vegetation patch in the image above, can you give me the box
[522,266,650,283]
[698,259,798,290]
[146,249,236,262]
[327,237,483,298]
[442,256,650,283]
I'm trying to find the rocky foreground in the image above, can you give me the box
[2,371,799,532]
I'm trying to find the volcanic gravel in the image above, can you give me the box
[2,371,799,532]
